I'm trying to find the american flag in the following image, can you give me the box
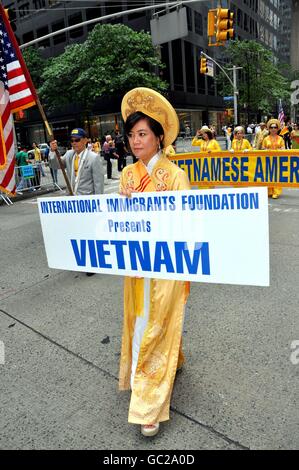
[0,5,36,195]
[278,100,285,128]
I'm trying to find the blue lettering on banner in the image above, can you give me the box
[290,156,299,182]
[181,192,259,211]
[70,239,211,276]
[254,157,264,182]
[40,199,102,214]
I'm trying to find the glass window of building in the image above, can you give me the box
[86,6,102,32]
[244,13,248,31]
[237,9,243,27]
[186,6,193,31]
[36,26,50,48]
[184,41,195,93]
[52,19,66,45]
[160,44,170,85]
[23,31,34,44]
[172,39,184,91]
[68,12,84,38]
[194,11,203,35]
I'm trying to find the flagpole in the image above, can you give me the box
[35,96,74,195]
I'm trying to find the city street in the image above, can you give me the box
[0,182,298,450]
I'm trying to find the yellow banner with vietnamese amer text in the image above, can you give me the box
[171,150,299,187]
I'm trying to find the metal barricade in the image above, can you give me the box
[15,162,65,194]
[0,191,13,205]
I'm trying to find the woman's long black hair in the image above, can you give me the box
[124,111,165,150]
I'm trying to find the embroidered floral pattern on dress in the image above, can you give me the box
[125,170,135,191]
[154,168,169,191]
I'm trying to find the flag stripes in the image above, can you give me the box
[0,5,37,195]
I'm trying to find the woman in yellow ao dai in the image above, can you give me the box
[262,119,285,199]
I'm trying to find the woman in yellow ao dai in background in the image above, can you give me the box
[262,118,285,199]
[231,126,252,151]
[200,129,221,152]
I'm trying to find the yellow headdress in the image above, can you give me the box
[121,87,179,147]
[267,119,281,130]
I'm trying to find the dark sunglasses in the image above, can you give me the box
[71,138,81,143]
[270,126,278,129]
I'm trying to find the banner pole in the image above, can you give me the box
[35,96,74,196]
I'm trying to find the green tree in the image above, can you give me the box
[217,40,290,118]
[40,24,168,111]
[22,46,47,89]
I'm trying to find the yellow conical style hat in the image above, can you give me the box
[121,87,179,147]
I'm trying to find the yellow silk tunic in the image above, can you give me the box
[191,136,204,148]
[231,138,252,151]
[200,139,221,152]
[118,156,190,424]
[262,135,285,150]
[262,135,285,197]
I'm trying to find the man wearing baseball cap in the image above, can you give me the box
[50,127,104,195]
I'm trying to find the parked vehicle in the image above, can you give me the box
[27,143,50,159]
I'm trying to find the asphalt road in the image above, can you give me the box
[0,183,298,450]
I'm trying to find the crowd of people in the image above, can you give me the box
[221,120,299,150]
[190,119,299,199]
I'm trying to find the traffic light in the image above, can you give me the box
[4,8,17,32]
[216,8,234,42]
[207,10,215,37]
[200,57,208,74]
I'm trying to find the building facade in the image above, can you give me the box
[3,0,292,145]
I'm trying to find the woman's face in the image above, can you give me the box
[269,124,279,135]
[236,130,244,140]
[127,118,162,165]
[202,132,209,141]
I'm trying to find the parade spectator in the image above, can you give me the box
[280,120,292,149]
[114,130,127,172]
[16,145,31,193]
[225,126,233,149]
[231,126,252,151]
[246,124,253,135]
[92,139,101,154]
[30,142,42,189]
[48,141,60,185]
[102,135,119,179]
[119,87,190,437]
[210,124,217,138]
[262,119,285,199]
[253,122,268,150]
[291,123,299,149]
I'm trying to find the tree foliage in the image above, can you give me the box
[217,40,290,115]
[22,46,47,89]
[39,24,168,111]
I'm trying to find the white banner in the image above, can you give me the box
[38,187,269,286]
